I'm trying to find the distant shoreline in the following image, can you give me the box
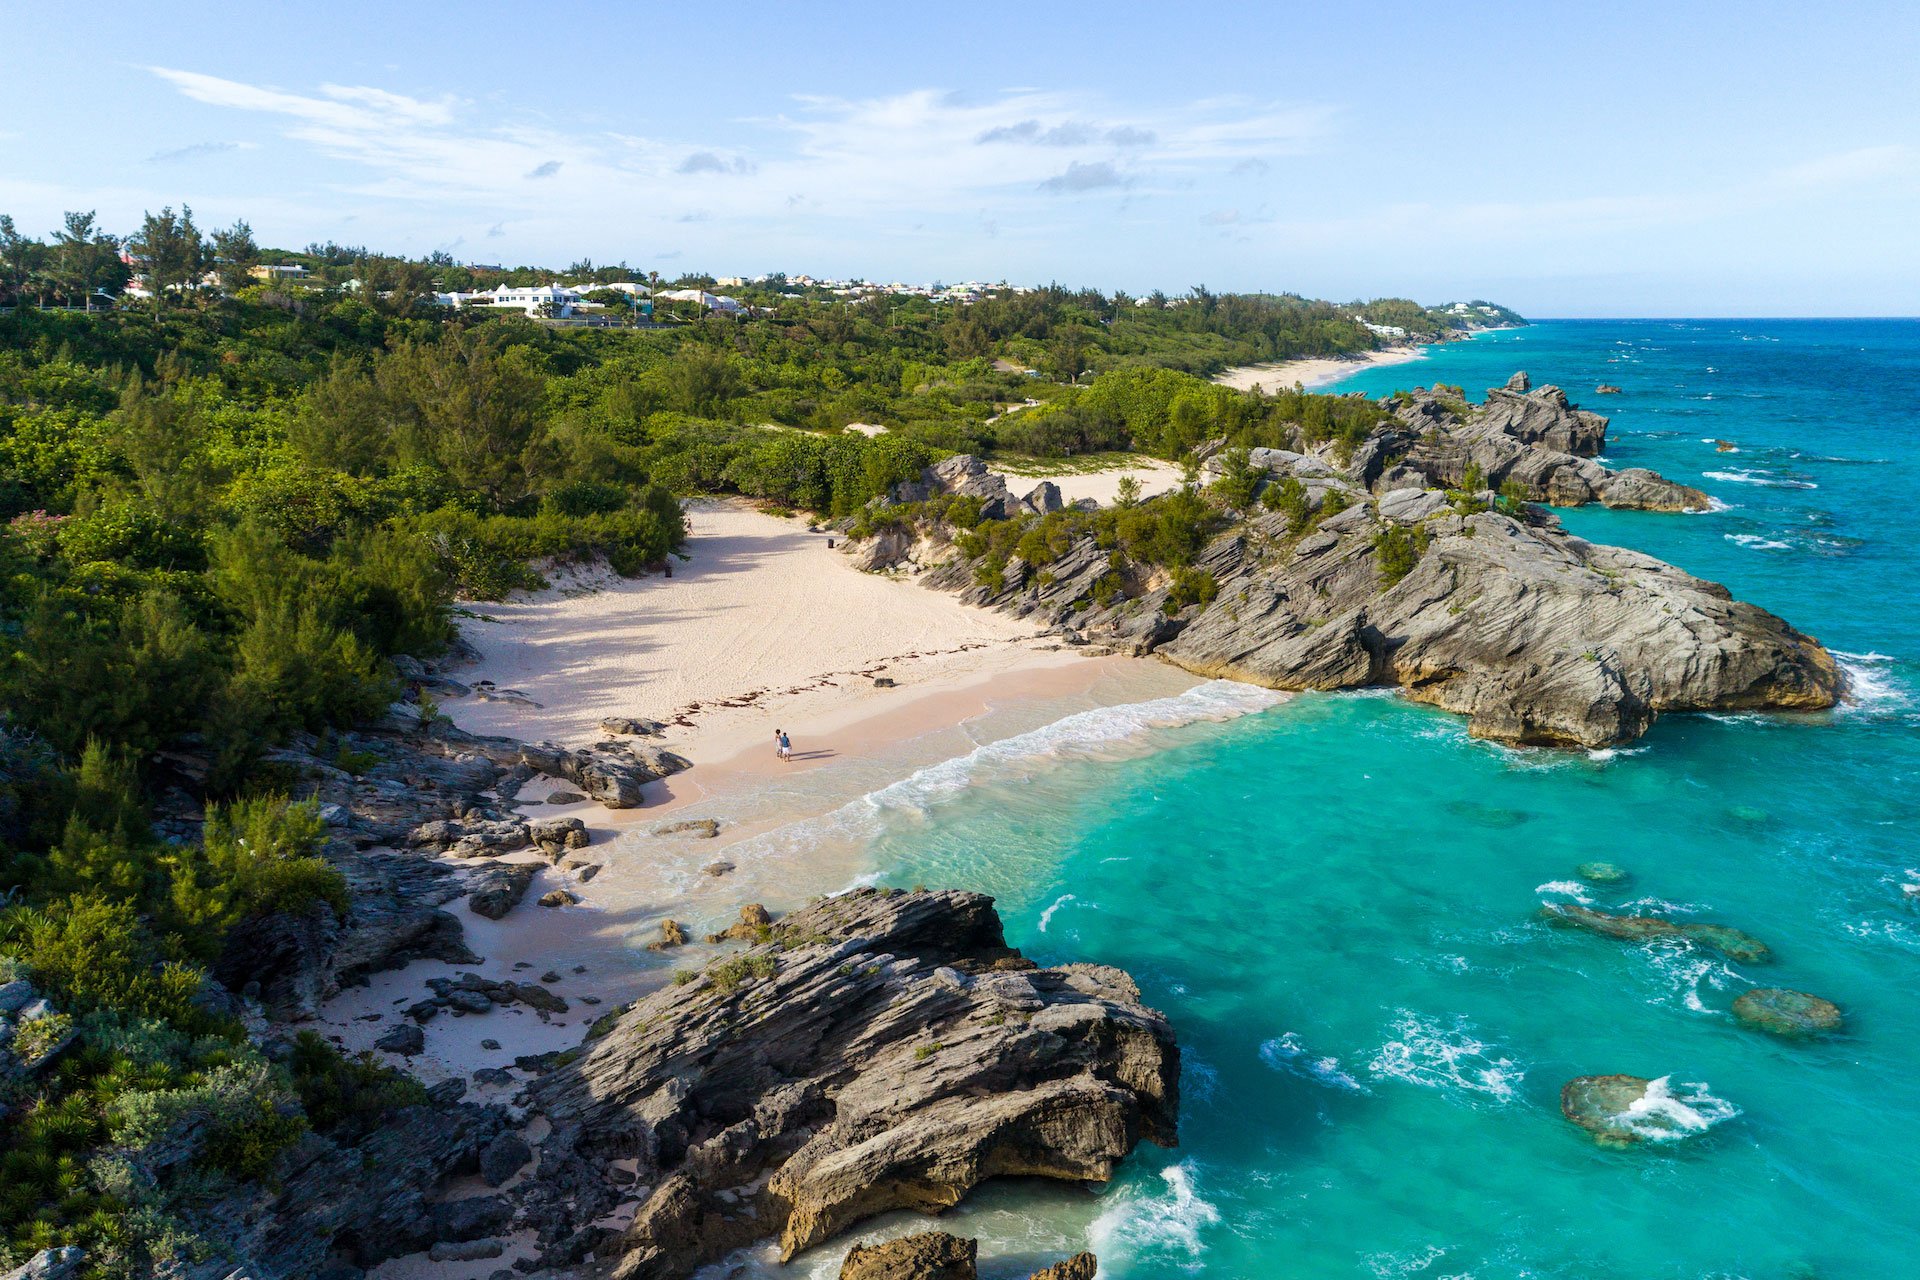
[1211,344,1431,393]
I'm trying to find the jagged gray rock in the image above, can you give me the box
[467,862,537,920]
[181,1103,508,1277]
[931,496,1834,746]
[525,888,1178,1280]
[1,1247,86,1280]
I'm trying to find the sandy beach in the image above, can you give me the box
[1213,344,1430,393]
[314,493,1208,1215]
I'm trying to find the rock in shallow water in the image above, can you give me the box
[1560,1074,1736,1147]
[1575,861,1631,886]
[1543,902,1772,963]
[1731,988,1843,1037]
[839,1232,977,1280]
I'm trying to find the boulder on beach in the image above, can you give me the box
[1731,988,1842,1037]
[707,902,774,943]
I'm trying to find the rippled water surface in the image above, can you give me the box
[795,322,1920,1279]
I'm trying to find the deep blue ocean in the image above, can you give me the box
[840,321,1920,1279]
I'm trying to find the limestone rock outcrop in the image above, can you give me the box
[526,888,1178,1280]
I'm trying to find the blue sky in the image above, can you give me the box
[3,1,1916,316]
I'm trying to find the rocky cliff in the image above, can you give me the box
[524,888,1179,1279]
[1347,372,1709,511]
[850,377,1839,748]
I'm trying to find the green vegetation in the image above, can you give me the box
[0,204,1521,1270]
[707,953,778,994]
[1373,524,1434,587]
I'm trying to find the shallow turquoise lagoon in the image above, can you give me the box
[853,321,1920,1279]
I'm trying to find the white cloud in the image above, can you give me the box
[145,68,1328,231]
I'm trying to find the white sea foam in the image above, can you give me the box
[1086,1161,1220,1274]
[1367,1012,1523,1102]
[859,680,1286,818]
[1725,533,1792,551]
[1259,1032,1371,1094]
[1037,893,1079,933]
[722,680,1288,865]
[1641,940,1742,1014]
[1618,1076,1739,1142]
[1835,651,1910,712]
[1534,880,1595,904]
[1702,469,1817,489]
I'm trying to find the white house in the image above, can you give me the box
[656,288,743,314]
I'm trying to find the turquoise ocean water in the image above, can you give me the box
[840,322,1920,1279]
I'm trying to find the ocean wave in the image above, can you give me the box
[859,680,1287,818]
[1362,1244,1451,1278]
[1701,468,1817,489]
[721,680,1288,865]
[1037,893,1081,932]
[1535,880,1595,904]
[1259,1032,1371,1094]
[1585,745,1649,764]
[1640,939,1744,1013]
[1087,1161,1220,1274]
[1617,1076,1739,1142]
[1835,651,1911,712]
[1843,919,1920,951]
[1725,532,1792,551]
[1367,1012,1523,1102]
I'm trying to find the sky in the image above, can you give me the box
[3,1,1917,316]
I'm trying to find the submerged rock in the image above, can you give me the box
[1575,861,1631,886]
[525,888,1177,1279]
[652,817,721,838]
[1560,1074,1736,1147]
[1543,903,1772,963]
[643,919,689,951]
[1731,988,1843,1037]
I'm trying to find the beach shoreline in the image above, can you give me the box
[316,497,1208,1149]
[1212,344,1431,393]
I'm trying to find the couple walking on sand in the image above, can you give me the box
[774,729,792,762]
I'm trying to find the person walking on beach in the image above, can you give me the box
[778,730,792,762]
[774,729,783,760]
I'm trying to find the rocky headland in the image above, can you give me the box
[526,888,1178,1278]
[844,374,1839,747]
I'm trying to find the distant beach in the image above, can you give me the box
[1213,344,1429,393]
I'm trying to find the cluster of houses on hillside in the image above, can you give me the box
[430,281,658,318]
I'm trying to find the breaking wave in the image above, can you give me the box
[1087,1161,1221,1274]
[1617,1076,1740,1142]
[1259,1032,1371,1094]
[1367,1012,1523,1103]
